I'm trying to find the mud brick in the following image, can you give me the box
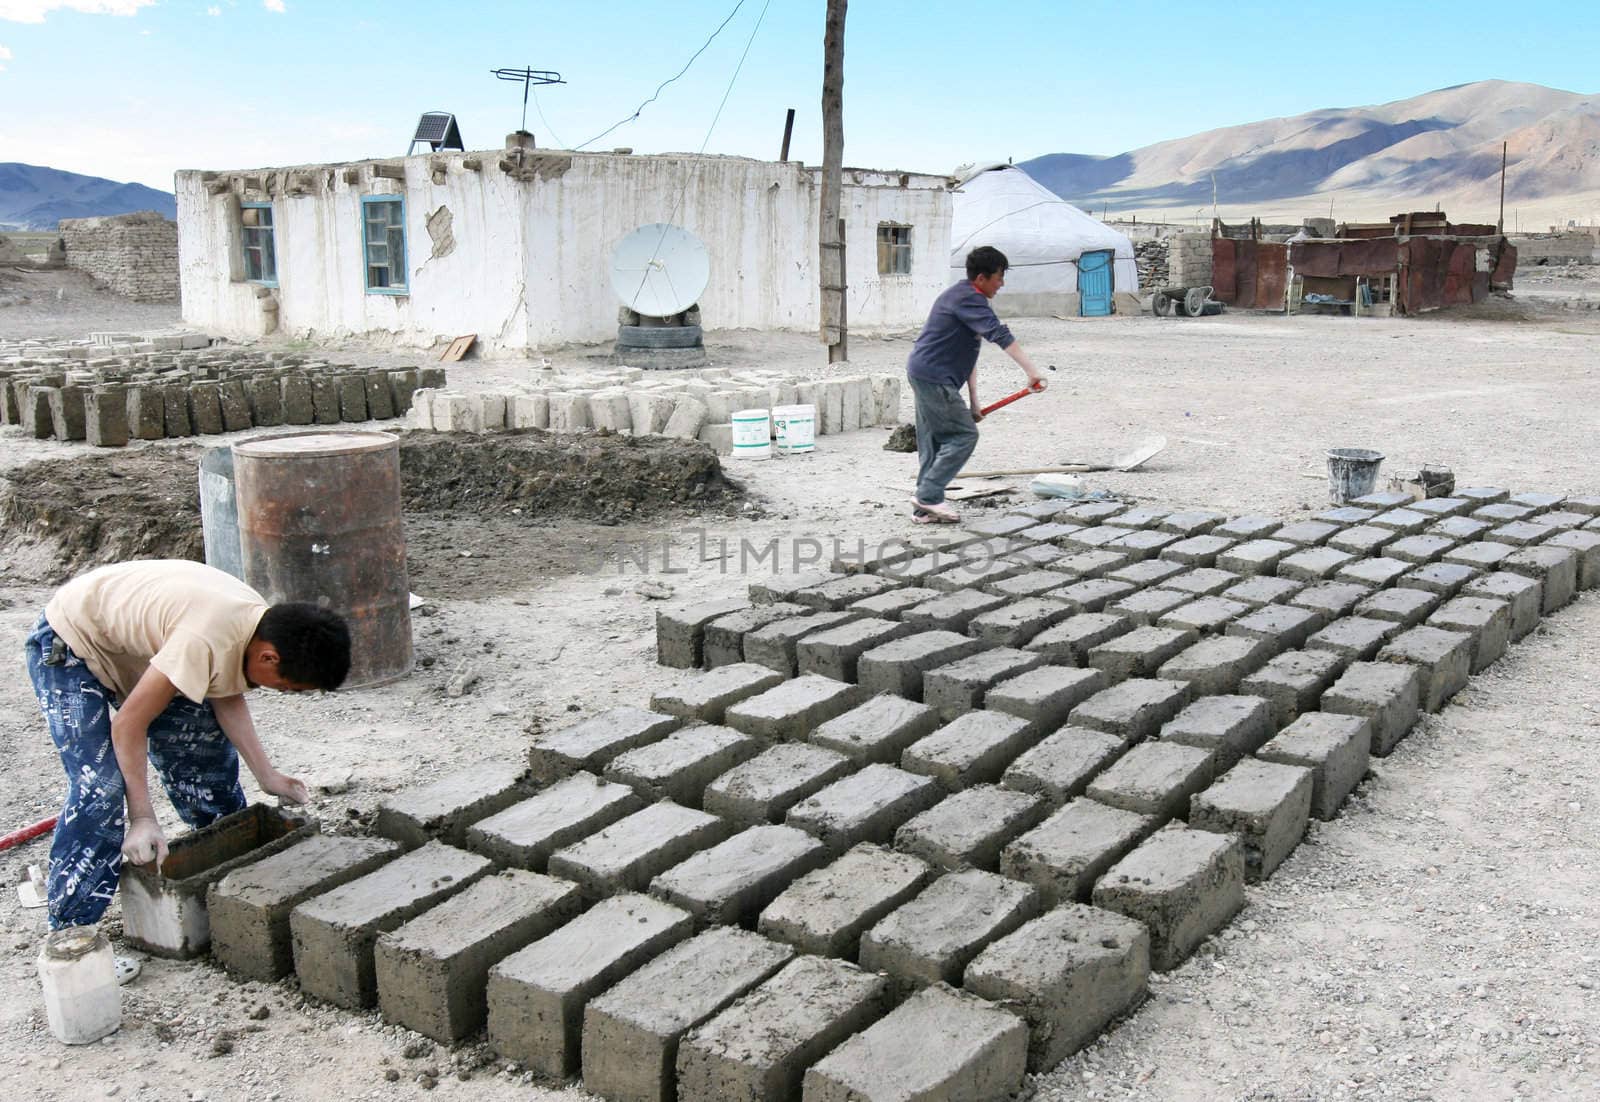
[1487,521,1555,548]
[1533,510,1589,530]
[703,744,854,826]
[375,761,531,847]
[1278,546,1354,582]
[1070,678,1192,744]
[1218,538,1295,576]
[1158,535,1235,568]
[1337,556,1411,588]
[651,824,826,928]
[351,371,391,421]
[1431,515,1494,542]
[802,983,1027,1102]
[45,384,86,440]
[582,928,793,1102]
[1564,494,1600,515]
[894,784,1048,871]
[387,369,420,414]
[1378,626,1473,712]
[1273,520,1339,547]
[486,893,692,1078]
[1001,798,1158,905]
[749,570,843,605]
[1093,824,1244,971]
[1109,559,1187,587]
[902,589,1008,632]
[1316,506,1379,525]
[1239,649,1345,727]
[305,375,338,424]
[1108,588,1192,626]
[158,385,192,437]
[1105,507,1169,530]
[1408,496,1471,517]
[798,615,917,681]
[1060,525,1128,551]
[808,695,940,764]
[465,773,643,870]
[548,802,733,897]
[1159,695,1275,770]
[127,385,165,439]
[1355,585,1441,626]
[1159,510,1225,536]
[724,674,866,740]
[1002,727,1126,806]
[1051,549,1129,578]
[964,513,1038,537]
[375,870,584,1043]
[84,386,131,446]
[1386,534,1458,565]
[786,765,943,853]
[965,904,1149,1072]
[1086,625,1197,681]
[657,597,751,668]
[1160,596,1252,636]
[676,956,888,1102]
[744,611,862,676]
[847,585,938,618]
[1427,596,1511,673]
[1061,501,1128,523]
[208,835,402,982]
[1458,486,1510,505]
[1292,580,1373,620]
[967,596,1074,647]
[702,603,807,668]
[792,573,903,611]
[1227,603,1324,654]
[1319,661,1423,755]
[527,706,681,782]
[244,375,282,426]
[1087,741,1215,822]
[1025,612,1134,665]
[1509,490,1562,511]
[1546,529,1600,589]
[1463,572,1543,641]
[1256,713,1370,820]
[651,663,785,724]
[606,725,761,807]
[1189,760,1313,882]
[1473,501,1535,523]
[927,558,1027,593]
[922,647,1044,720]
[857,630,987,701]
[1005,542,1069,567]
[1305,616,1401,662]
[1104,529,1180,561]
[1398,561,1480,599]
[1213,515,1281,540]
[1014,522,1082,545]
[1327,524,1395,555]
[1009,500,1080,521]
[985,666,1107,733]
[860,869,1040,991]
[902,710,1035,790]
[1222,575,1303,607]
[758,844,932,959]
[1156,634,1270,696]
[289,842,493,1009]
[887,549,969,585]
[1367,508,1432,535]
[1501,544,1579,613]
[19,384,51,438]
[982,570,1069,601]
[835,536,943,576]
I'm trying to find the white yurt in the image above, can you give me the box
[949,162,1138,317]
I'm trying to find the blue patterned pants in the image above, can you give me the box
[25,613,246,930]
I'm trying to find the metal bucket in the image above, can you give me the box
[1326,447,1385,505]
[233,431,412,689]
[198,446,243,581]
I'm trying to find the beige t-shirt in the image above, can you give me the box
[45,560,268,704]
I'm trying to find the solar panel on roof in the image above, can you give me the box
[407,112,464,155]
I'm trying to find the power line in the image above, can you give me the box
[574,0,749,152]
[531,84,565,150]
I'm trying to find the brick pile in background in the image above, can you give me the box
[58,211,179,303]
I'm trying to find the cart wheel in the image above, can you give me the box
[1184,288,1206,317]
[1151,291,1170,317]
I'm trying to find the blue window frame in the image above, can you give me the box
[361,195,408,294]
[241,202,277,286]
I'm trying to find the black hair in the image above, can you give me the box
[256,603,352,690]
[966,245,1009,280]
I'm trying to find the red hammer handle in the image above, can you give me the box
[979,382,1043,417]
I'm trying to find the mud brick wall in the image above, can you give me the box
[1510,233,1598,266]
[59,211,180,303]
[1168,233,1214,288]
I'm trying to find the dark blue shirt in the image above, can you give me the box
[905,281,1016,388]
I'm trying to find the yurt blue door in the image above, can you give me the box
[1078,250,1114,316]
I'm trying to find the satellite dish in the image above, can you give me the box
[609,223,709,318]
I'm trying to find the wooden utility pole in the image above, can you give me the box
[1498,141,1508,233]
[820,0,847,362]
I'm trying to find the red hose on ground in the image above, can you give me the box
[0,816,57,852]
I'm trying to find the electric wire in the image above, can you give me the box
[531,84,566,150]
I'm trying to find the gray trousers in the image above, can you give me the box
[910,377,979,506]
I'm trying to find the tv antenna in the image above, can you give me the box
[492,66,565,136]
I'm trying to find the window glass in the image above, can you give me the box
[362,199,406,291]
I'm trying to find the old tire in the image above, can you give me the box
[1151,291,1171,317]
[617,324,703,348]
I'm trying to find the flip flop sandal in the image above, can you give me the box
[114,956,142,986]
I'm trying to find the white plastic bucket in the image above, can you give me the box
[772,404,816,454]
[730,409,772,460]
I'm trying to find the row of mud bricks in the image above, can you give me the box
[171,486,1597,1102]
[0,357,445,446]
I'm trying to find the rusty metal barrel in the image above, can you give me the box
[233,430,412,689]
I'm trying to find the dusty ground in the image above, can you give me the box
[0,279,1597,1101]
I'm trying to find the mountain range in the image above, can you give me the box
[1020,80,1600,227]
[0,163,176,232]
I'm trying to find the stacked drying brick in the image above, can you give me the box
[0,332,441,446]
[58,211,179,303]
[409,367,903,455]
[175,485,1598,1102]
[1167,232,1214,289]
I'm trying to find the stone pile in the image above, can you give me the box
[141,484,1599,1101]
[0,333,441,446]
[409,367,903,455]
[1133,238,1170,289]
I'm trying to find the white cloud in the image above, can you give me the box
[0,1,155,23]
[206,4,220,14]
[262,0,283,12]
[0,44,10,69]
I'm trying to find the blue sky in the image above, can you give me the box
[2,0,1597,192]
